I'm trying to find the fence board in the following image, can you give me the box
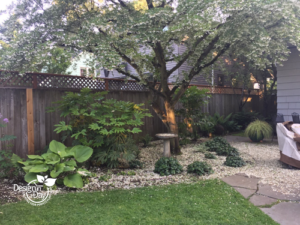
[0,87,260,157]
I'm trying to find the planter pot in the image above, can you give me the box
[248,134,264,142]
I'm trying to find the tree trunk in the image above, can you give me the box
[164,101,181,155]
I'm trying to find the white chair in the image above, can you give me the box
[276,123,300,168]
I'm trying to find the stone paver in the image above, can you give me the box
[222,174,260,190]
[233,187,256,198]
[249,194,277,206]
[258,184,300,201]
[260,202,300,225]
[224,173,300,225]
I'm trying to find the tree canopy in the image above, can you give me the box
[1,0,299,153]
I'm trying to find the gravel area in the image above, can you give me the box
[84,138,300,198]
[1,137,299,205]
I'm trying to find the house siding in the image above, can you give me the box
[277,47,300,121]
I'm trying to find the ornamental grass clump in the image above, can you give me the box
[245,120,273,142]
[187,161,214,176]
[154,157,183,176]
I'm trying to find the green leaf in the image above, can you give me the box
[27,155,43,160]
[11,154,22,165]
[77,168,91,177]
[49,140,66,155]
[70,145,93,163]
[131,128,142,133]
[50,163,65,178]
[42,153,60,165]
[24,172,38,183]
[22,166,33,173]
[65,160,77,167]
[29,164,49,173]
[63,166,75,172]
[28,160,45,165]
[64,174,83,188]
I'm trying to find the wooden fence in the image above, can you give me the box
[0,72,260,157]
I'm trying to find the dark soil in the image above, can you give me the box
[0,179,25,205]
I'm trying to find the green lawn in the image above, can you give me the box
[0,179,277,225]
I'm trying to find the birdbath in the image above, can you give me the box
[155,133,178,157]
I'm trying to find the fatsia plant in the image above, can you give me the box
[1,0,300,154]
[14,140,93,188]
[50,88,151,168]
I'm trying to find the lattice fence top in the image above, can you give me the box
[0,71,259,95]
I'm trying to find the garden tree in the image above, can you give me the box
[216,52,278,115]
[40,47,72,74]
[0,0,300,154]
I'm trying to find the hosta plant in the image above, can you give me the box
[154,157,183,176]
[187,161,214,176]
[245,120,273,142]
[15,140,93,188]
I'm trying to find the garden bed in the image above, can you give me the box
[1,137,299,204]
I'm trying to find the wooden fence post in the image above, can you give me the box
[26,88,34,155]
[105,79,109,91]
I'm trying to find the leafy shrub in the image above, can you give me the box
[204,137,229,152]
[50,88,152,168]
[16,140,93,188]
[117,171,136,176]
[204,137,240,156]
[93,136,139,168]
[205,153,216,159]
[154,157,183,176]
[224,156,246,167]
[129,159,144,169]
[187,161,214,176]
[0,150,23,179]
[211,113,241,134]
[140,134,152,147]
[232,111,261,129]
[245,120,273,142]
[176,87,211,140]
[179,137,190,146]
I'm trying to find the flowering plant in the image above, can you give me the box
[0,113,16,142]
[0,113,20,178]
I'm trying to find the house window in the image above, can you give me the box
[217,74,224,86]
[80,68,87,76]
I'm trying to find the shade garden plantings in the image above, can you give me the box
[205,137,246,168]
[14,140,93,188]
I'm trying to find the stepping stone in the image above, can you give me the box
[222,174,260,190]
[257,184,300,201]
[233,187,256,198]
[260,202,300,225]
[249,194,277,206]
